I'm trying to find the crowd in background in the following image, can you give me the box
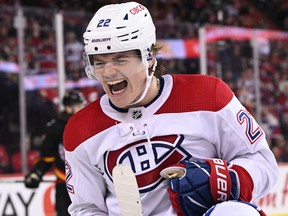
[0,0,288,174]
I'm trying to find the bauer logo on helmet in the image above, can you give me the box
[91,38,111,43]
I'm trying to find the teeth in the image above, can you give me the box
[112,88,125,94]
[107,79,124,85]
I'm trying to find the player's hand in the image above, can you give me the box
[160,159,240,216]
[24,172,41,189]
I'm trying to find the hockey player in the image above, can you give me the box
[25,90,86,216]
[63,1,279,216]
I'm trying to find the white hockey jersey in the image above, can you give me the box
[64,74,279,216]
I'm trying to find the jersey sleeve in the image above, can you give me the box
[63,100,118,215]
[30,119,62,175]
[65,147,109,215]
[202,94,279,201]
[40,119,62,157]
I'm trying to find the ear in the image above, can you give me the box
[147,53,156,69]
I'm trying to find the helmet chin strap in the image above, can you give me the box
[129,59,158,106]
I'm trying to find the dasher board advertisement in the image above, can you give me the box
[0,164,287,216]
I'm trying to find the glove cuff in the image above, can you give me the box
[229,164,253,202]
[167,188,185,216]
[206,159,232,203]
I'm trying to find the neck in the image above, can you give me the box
[130,76,160,108]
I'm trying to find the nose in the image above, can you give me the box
[102,63,119,78]
[104,61,115,68]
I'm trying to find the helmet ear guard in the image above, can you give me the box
[83,52,96,80]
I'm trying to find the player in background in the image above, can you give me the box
[63,1,279,216]
[25,90,87,216]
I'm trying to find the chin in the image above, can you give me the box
[111,99,129,109]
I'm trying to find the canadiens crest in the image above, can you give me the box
[104,134,191,193]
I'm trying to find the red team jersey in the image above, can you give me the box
[64,74,278,215]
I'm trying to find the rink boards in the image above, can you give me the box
[0,164,287,216]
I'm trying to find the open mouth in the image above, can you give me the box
[107,79,128,95]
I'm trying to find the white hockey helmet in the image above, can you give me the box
[83,1,156,79]
[203,201,265,216]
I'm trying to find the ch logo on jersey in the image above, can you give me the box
[104,134,191,193]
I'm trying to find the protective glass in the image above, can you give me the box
[83,52,148,81]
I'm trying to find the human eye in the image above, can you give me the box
[94,61,105,68]
[115,58,128,65]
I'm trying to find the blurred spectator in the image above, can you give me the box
[11,147,40,173]
[0,145,10,173]
[280,110,288,142]
[64,31,83,64]
[271,134,288,162]
[236,68,255,100]
[0,0,287,171]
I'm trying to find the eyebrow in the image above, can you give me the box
[92,53,129,61]
[92,53,140,61]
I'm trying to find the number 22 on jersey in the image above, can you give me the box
[237,109,263,144]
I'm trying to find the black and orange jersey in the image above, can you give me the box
[31,112,70,182]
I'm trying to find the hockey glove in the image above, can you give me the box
[160,159,240,216]
[24,170,43,189]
